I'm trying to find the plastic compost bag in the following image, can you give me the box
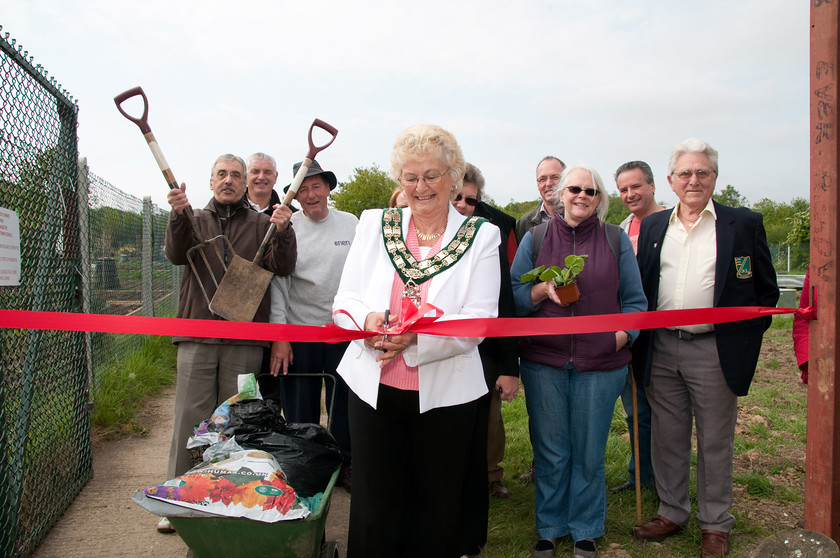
[187,373,263,451]
[221,398,343,497]
[144,450,310,522]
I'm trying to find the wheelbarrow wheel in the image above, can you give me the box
[320,540,339,558]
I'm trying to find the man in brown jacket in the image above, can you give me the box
[162,154,296,519]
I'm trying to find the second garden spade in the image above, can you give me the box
[208,118,338,322]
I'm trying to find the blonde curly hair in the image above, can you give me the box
[390,124,466,197]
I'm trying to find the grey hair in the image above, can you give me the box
[549,164,610,221]
[536,155,566,173]
[247,152,277,174]
[667,138,719,175]
[211,154,247,177]
[463,162,485,201]
[614,160,654,185]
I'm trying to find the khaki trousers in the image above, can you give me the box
[487,386,506,481]
[167,342,263,478]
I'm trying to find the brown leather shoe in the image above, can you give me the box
[632,515,683,541]
[701,529,730,557]
[489,480,510,499]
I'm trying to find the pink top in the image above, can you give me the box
[379,218,445,391]
[627,215,641,254]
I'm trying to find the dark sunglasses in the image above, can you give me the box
[454,193,478,206]
[566,186,599,196]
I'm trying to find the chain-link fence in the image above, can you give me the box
[0,26,87,558]
[0,28,178,558]
[82,167,180,396]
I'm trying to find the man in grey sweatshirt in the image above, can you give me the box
[268,160,358,491]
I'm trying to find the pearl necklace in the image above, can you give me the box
[416,226,446,241]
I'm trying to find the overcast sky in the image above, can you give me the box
[3,0,809,211]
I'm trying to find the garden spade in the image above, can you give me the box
[207,118,339,322]
[114,86,233,309]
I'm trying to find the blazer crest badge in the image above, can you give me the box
[734,256,752,279]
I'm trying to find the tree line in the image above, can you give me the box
[330,165,810,272]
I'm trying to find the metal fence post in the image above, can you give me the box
[142,196,154,317]
[78,157,93,403]
[173,254,181,311]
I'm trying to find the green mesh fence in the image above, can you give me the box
[0,27,88,558]
[83,169,180,395]
[0,28,178,557]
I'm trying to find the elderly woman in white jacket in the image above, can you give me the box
[333,124,501,558]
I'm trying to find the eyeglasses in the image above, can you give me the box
[399,168,450,187]
[566,186,599,196]
[454,193,478,206]
[537,174,562,186]
[215,170,243,180]
[672,168,715,180]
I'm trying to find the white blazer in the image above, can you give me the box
[333,204,501,413]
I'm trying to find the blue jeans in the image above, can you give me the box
[619,370,655,485]
[521,360,626,541]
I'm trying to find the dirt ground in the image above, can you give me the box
[729,332,807,533]
[30,385,351,558]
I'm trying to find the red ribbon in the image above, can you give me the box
[0,305,809,343]
[331,299,443,336]
[0,310,367,343]
[796,306,817,322]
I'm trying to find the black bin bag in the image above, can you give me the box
[221,399,342,497]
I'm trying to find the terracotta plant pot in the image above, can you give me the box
[555,281,580,304]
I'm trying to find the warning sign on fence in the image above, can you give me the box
[0,207,21,286]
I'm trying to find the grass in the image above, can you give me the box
[91,334,176,438]
[482,319,806,557]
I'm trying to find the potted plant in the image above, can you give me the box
[521,254,588,304]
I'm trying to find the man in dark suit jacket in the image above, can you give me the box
[631,138,778,558]
[454,163,520,556]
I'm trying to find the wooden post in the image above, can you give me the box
[807,0,840,542]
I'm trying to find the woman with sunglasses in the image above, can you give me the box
[451,176,479,214]
[510,164,647,558]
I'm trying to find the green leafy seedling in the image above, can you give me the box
[521,254,588,287]
[520,265,545,283]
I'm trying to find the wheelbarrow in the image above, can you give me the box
[163,373,342,558]
[169,466,340,558]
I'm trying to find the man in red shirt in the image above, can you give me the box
[611,160,666,494]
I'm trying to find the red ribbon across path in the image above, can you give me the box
[0,305,807,343]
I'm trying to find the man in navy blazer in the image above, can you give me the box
[631,138,778,558]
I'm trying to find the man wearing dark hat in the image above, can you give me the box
[267,160,358,490]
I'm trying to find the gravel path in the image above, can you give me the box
[32,385,350,558]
